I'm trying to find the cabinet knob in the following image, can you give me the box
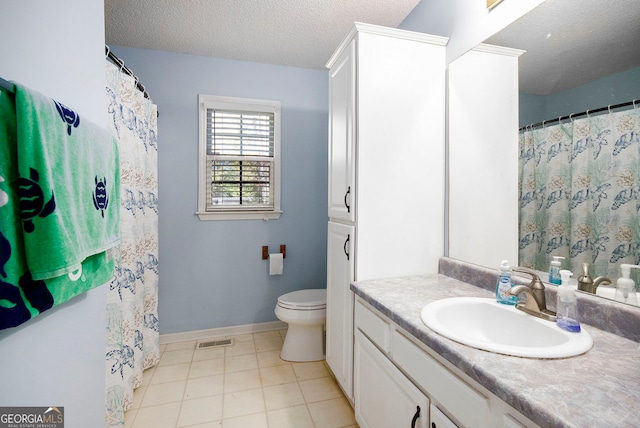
[411,405,421,428]
[344,186,351,213]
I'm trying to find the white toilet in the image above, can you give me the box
[274,289,327,362]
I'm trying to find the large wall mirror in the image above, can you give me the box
[449,0,640,306]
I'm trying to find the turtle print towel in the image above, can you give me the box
[0,83,119,330]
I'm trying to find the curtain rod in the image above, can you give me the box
[105,45,152,101]
[520,99,638,131]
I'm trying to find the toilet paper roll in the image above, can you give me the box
[269,253,283,275]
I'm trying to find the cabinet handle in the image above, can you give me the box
[343,234,350,261]
[344,186,351,213]
[411,405,421,428]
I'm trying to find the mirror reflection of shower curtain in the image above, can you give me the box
[104,61,160,427]
[519,107,640,286]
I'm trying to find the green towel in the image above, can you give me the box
[0,84,117,330]
[15,83,120,280]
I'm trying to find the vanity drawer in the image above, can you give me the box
[391,330,490,428]
[355,298,391,353]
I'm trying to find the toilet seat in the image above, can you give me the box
[277,289,326,310]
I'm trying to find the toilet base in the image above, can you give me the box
[280,324,325,362]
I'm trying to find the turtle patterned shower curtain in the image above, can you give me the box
[518,106,640,283]
[104,61,160,427]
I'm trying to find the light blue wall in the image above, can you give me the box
[0,1,108,426]
[519,93,546,128]
[519,65,640,127]
[110,47,328,334]
[398,0,453,37]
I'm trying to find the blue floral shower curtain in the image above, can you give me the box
[104,61,160,427]
[518,106,640,285]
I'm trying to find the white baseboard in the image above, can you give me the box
[159,320,288,345]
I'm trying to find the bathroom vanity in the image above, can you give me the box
[351,258,640,428]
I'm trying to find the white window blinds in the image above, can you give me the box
[207,109,274,209]
[197,95,281,220]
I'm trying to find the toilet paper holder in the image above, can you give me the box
[262,245,286,260]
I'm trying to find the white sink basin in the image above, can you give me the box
[420,297,593,359]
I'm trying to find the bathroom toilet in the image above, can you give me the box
[274,289,327,362]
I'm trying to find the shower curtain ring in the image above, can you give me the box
[586,109,590,118]
[608,105,612,114]
[634,100,638,109]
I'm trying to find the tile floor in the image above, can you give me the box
[124,330,359,428]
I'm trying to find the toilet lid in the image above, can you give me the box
[278,289,326,309]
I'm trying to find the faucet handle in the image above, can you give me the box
[513,268,544,290]
[578,262,594,292]
[581,262,591,276]
[513,268,548,310]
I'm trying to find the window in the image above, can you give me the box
[197,95,282,220]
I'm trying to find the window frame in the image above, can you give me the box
[197,95,282,221]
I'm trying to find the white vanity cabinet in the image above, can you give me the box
[355,329,429,428]
[354,297,538,428]
[325,22,448,402]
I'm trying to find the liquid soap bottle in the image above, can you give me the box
[496,260,517,305]
[615,264,640,305]
[556,270,580,332]
[548,256,565,285]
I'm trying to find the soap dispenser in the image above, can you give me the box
[556,270,581,332]
[495,260,517,305]
[548,256,565,285]
[615,264,639,305]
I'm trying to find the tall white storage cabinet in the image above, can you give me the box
[325,23,448,402]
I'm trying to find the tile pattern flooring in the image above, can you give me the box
[125,330,359,428]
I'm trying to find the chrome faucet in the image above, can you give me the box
[578,262,612,294]
[508,269,557,321]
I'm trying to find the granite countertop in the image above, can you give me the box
[351,273,640,428]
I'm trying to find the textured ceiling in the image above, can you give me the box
[104,0,421,70]
[486,0,640,95]
[105,0,640,94]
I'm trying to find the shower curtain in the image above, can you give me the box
[104,61,160,427]
[519,106,640,284]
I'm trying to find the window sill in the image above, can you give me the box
[196,211,282,221]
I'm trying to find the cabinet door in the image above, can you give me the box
[354,330,428,428]
[430,404,459,428]
[326,221,355,400]
[327,39,356,222]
